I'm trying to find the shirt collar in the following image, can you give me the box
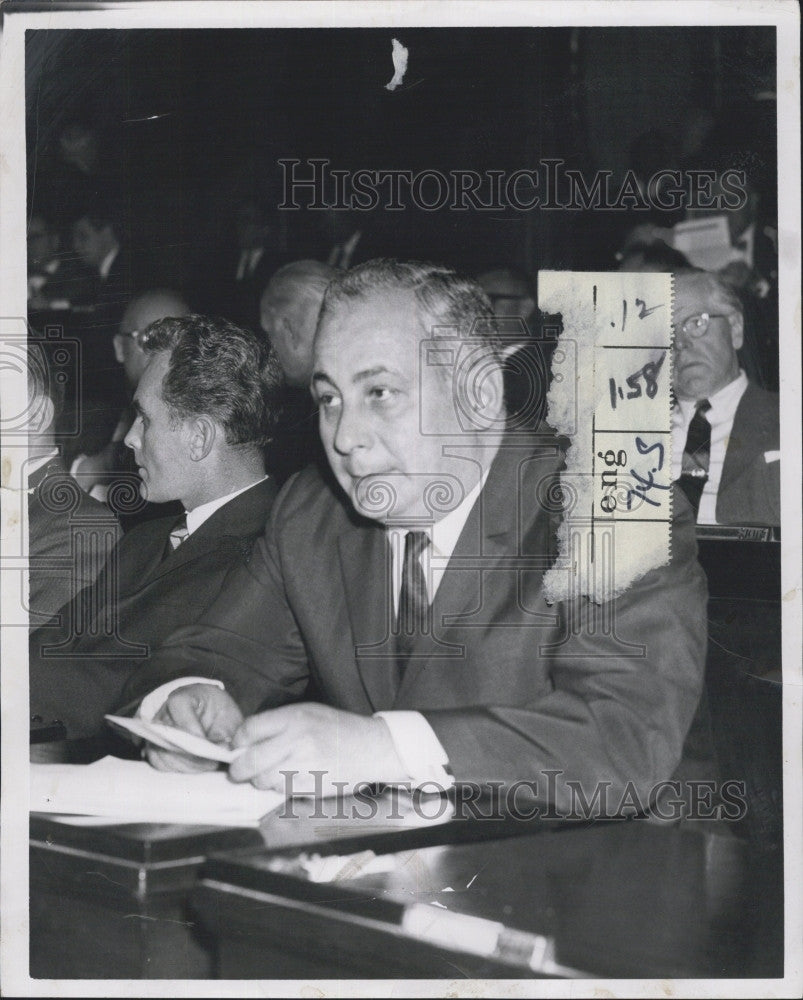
[676,370,748,420]
[184,477,266,536]
[99,245,119,279]
[385,467,490,563]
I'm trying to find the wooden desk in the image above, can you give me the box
[194,821,783,980]
[29,817,262,978]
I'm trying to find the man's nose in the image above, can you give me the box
[332,404,369,456]
[123,419,140,452]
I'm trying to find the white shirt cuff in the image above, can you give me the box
[138,677,224,720]
[374,710,454,790]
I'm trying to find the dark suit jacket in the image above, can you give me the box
[717,383,780,527]
[28,455,121,628]
[30,477,276,738]
[122,439,707,811]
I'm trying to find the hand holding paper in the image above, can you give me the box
[105,714,241,764]
[114,683,244,773]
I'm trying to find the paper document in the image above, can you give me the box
[30,756,283,827]
[671,215,737,271]
[105,713,240,764]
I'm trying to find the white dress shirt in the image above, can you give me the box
[671,370,748,524]
[377,469,490,788]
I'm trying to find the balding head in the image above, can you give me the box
[115,289,191,388]
[260,260,336,386]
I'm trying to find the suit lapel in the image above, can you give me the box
[338,522,399,710]
[719,384,769,496]
[395,437,562,700]
[132,479,274,588]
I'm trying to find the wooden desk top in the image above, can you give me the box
[197,819,783,979]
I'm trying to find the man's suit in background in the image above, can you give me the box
[716,382,780,526]
[30,477,276,738]
[28,454,121,627]
[122,437,707,811]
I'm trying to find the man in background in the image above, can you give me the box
[27,211,94,312]
[672,270,779,527]
[259,259,336,481]
[30,315,282,738]
[25,340,121,626]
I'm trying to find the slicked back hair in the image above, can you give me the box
[318,258,502,353]
[141,314,283,448]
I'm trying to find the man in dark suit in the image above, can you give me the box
[30,314,283,739]
[25,340,121,628]
[123,260,707,816]
[27,211,95,311]
[671,271,780,527]
[70,204,137,329]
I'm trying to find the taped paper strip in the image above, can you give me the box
[539,271,672,603]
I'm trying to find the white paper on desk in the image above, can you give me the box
[104,713,241,763]
[30,756,283,827]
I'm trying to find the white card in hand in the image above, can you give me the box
[105,714,240,764]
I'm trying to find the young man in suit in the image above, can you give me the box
[29,314,283,738]
[125,260,707,816]
[671,270,780,527]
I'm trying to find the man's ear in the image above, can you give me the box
[112,334,125,365]
[188,415,217,462]
[729,312,744,352]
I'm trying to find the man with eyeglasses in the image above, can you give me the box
[70,290,190,514]
[671,270,780,527]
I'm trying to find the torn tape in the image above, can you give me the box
[539,271,673,603]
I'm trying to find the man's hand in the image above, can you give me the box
[146,683,244,772]
[228,703,409,795]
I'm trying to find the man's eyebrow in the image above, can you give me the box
[311,366,406,386]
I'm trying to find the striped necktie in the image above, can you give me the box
[395,531,431,681]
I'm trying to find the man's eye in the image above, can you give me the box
[368,387,395,401]
[317,392,340,409]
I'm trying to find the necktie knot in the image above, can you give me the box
[168,516,189,551]
[696,399,712,416]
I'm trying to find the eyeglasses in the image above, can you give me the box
[674,312,731,339]
[120,328,152,348]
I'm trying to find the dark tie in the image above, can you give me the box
[677,400,712,517]
[395,531,431,679]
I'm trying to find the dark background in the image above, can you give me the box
[25,26,777,290]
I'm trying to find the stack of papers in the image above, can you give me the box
[30,756,283,827]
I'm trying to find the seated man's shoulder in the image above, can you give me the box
[742,381,780,423]
[273,463,357,536]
